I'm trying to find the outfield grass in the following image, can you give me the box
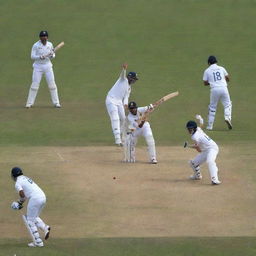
[1,237,256,256]
[0,0,256,145]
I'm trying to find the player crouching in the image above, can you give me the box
[184,115,221,185]
[11,167,51,247]
[124,101,157,164]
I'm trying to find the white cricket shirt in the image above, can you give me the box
[15,175,45,199]
[31,40,55,68]
[127,106,149,129]
[191,127,218,151]
[107,69,131,105]
[203,64,228,89]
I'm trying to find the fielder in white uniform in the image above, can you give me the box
[11,167,50,247]
[106,64,138,146]
[126,101,157,164]
[25,31,61,108]
[203,55,232,130]
[185,116,221,185]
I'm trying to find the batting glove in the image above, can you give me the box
[11,201,23,210]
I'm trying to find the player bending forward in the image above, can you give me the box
[185,115,221,185]
[25,31,61,108]
[106,63,138,146]
[11,167,51,247]
[125,101,157,164]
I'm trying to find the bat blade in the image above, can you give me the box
[54,41,65,52]
[154,91,179,107]
[162,91,179,101]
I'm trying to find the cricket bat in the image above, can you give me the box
[153,91,179,107]
[138,91,179,123]
[45,41,65,57]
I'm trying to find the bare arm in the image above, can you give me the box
[203,80,210,86]
[191,144,202,152]
[184,142,201,152]
[225,75,230,82]
[18,190,26,203]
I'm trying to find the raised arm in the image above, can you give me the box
[120,63,128,80]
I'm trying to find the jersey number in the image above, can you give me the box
[27,178,34,184]
[213,71,222,81]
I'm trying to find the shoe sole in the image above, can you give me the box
[45,227,51,240]
[190,177,202,180]
[212,181,222,185]
[225,120,232,130]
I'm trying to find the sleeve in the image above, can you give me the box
[222,67,228,76]
[15,181,23,192]
[203,70,208,81]
[31,44,40,60]
[119,68,127,80]
[123,87,131,106]
[138,107,148,113]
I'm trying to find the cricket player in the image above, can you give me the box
[25,31,61,108]
[126,101,157,164]
[203,55,232,130]
[106,63,138,146]
[11,167,51,247]
[185,115,221,185]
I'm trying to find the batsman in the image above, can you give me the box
[125,101,157,164]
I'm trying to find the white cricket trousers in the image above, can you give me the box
[192,147,220,182]
[208,87,232,127]
[105,97,126,143]
[26,65,60,106]
[26,196,48,244]
[133,122,156,161]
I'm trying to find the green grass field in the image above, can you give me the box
[1,237,256,256]
[0,0,256,255]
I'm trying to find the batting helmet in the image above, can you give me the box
[11,167,23,180]
[127,72,138,80]
[208,55,217,65]
[39,31,48,37]
[128,101,137,109]
[186,120,197,129]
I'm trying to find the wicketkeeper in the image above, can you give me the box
[11,167,51,247]
[124,101,157,164]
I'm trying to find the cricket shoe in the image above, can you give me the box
[151,158,158,164]
[28,241,44,247]
[225,119,232,130]
[190,173,202,180]
[44,226,51,240]
[25,104,32,108]
[54,103,61,108]
[206,125,213,130]
[212,180,222,185]
[115,138,123,146]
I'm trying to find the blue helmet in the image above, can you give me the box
[186,120,197,129]
[128,101,137,109]
[39,31,48,37]
[127,72,138,80]
[11,167,23,180]
[208,55,217,65]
